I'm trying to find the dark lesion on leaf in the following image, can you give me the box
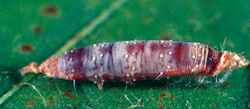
[158,92,172,101]
[25,100,35,107]
[158,93,167,101]
[40,5,61,18]
[20,44,34,53]
[158,92,173,103]
[158,34,172,40]
[46,97,56,105]
[220,82,230,88]
[63,89,79,100]
[158,103,165,109]
[32,25,43,34]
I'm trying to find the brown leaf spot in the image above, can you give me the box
[63,89,79,100]
[32,25,43,34]
[158,34,172,40]
[158,93,166,101]
[158,104,164,109]
[43,5,58,15]
[158,92,171,101]
[25,102,34,107]
[213,105,218,108]
[220,82,230,88]
[20,44,34,53]
[40,5,61,18]
[198,85,204,89]
[49,80,54,84]
[46,97,56,105]
[209,104,218,109]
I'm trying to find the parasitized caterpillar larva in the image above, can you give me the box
[19,40,249,90]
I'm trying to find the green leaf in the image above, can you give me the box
[1,0,249,108]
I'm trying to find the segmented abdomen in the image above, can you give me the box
[38,40,220,82]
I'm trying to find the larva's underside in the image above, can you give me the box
[20,40,249,90]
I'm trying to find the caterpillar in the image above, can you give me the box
[19,40,249,90]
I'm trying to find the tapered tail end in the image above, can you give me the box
[19,62,40,76]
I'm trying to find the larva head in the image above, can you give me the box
[221,51,249,72]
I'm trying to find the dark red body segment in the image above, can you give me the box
[39,40,221,84]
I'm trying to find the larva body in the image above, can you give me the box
[20,40,249,90]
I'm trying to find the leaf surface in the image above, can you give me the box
[1,0,249,108]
